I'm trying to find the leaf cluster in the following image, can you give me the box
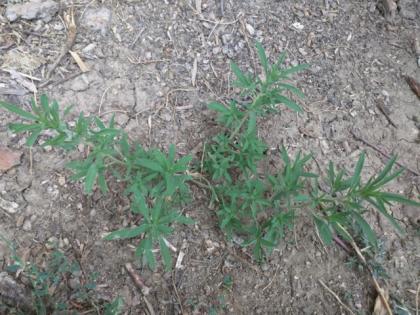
[1,237,123,315]
[0,97,193,270]
[1,42,418,270]
[203,42,420,262]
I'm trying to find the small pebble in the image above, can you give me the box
[22,218,32,231]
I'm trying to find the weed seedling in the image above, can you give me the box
[0,96,193,270]
[1,41,419,271]
[202,42,420,262]
[1,236,123,314]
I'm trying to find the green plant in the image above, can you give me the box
[0,96,193,271]
[202,42,420,262]
[1,42,419,270]
[1,236,123,314]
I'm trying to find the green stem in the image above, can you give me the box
[104,154,125,166]
[228,113,249,141]
[228,93,265,141]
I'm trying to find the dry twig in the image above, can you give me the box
[46,8,77,79]
[125,263,155,315]
[349,240,393,315]
[172,271,185,315]
[318,279,356,315]
[404,75,420,100]
[124,263,150,295]
[350,130,420,176]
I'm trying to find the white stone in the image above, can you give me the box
[6,0,58,22]
[83,7,112,36]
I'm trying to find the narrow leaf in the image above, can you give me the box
[255,42,268,76]
[136,159,163,172]
[159,238,172,271]
[208,102,229,113]
[353,212,377,247]
[366,197,404,234]
[230,62,249,87]
[380,192,420,207]
[104,225,147,240]
[0,101,37,120]
[85,163,97,194]
[26,129,42,146]
[247,111,256,135]
[274,95,302,113]
[282,64,310,77]
[314,216,332,245]
[278,83,305,98]
[351,151,365,187]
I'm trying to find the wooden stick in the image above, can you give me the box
[318,279,356,315]
[125,263,155,315]
[124,263,150,295]
[350,240,393,315]
[350,130,419,176]
[46,8,77,79]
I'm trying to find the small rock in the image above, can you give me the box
[0,272,33,312]
[52,22,64,31]
[0,196,19,214]
[16,215,25,227]
[261,264,270,271]
[6,0,59,22]
[3,49,45,72]
[398,0,418,20]
[291,22,304,30]
[22,219,32,232]
[82,43,97,54]
[58,175,66,186]
[222,33,233,45]
[46,236,59,249]
[161,112,172,122]
[69,278,80,290]
[83,7,112,36]
[0,147,22,171]
[403,205,420,225]
[298,47,307,56]
[69,76,89,92]
[245,23,255,36]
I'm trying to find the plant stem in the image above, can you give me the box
[228,93,264,141]
[228,112,249,141]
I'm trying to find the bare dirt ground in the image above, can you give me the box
[1,0,419,314]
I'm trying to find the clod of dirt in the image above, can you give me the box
[382,0,397,19]
[0,147,22,171]
[0,272,34,312]
[2,49,45,72]
[82,7,112,36]
[403,205,420,226]
[5,0,59,22]
[398,0,419,20]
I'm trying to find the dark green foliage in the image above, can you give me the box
[1,41,418,268]
[0,97,193,271]
[0,236,123,315]
[203,42,420,261]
